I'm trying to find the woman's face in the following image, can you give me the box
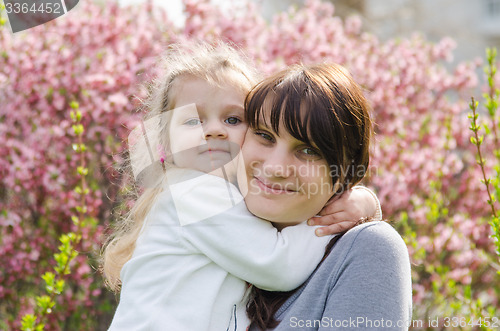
[238,114,335,228]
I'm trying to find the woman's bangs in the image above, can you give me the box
[279,92,313,146]
[246,80,313,146]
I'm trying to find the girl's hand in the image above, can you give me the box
[307,186,381,236]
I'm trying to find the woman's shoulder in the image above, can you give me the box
[342,221,402,240]
[339,220,405,247]
[326,221,410,267]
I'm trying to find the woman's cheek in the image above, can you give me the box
[241,134,260,164]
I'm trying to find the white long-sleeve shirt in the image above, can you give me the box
[108,169,333,331]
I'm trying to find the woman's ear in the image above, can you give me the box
[325,181,343,205]
[333,180,343,195]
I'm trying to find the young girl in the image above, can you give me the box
[103,43,382,331]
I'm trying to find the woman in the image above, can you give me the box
[239,63,412,330]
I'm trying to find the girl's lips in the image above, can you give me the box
[200,149,229,155]
[253,176,297,194]
[199,144,230,154]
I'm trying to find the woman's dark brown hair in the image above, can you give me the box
[244,63,373,330]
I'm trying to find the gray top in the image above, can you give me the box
[249,221,413,330]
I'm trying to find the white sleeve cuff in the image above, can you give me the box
[352,185,383,221]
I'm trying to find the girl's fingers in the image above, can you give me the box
[319,191,352,216]
[313,220,357,236]
[324,193,341,205]
[308,213,347,226]
[317,201,345,216]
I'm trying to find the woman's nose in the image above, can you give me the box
[203,120,227,139]
[262,149,294,178]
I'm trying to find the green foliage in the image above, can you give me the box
[20,103,94,330]
[465,47,500,329]
[469,48,500,265]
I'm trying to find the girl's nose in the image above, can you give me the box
[203,120,227,139]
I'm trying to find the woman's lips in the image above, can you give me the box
[253,176,297,194]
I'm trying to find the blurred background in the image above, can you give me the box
[1,0,500,330]
[120,0,500,64]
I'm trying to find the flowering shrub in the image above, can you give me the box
[0,1,170,329]
[0,0,498,329]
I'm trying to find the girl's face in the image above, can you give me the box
[239,116,335,229]
[169,77,247,173]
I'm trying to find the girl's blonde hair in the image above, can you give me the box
[102,41,260,292]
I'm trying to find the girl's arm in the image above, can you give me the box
[308,185,382,236]
[161,172,331,292]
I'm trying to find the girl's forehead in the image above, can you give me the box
[176,70,252,93]
[172,76,245,105]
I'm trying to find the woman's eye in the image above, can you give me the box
[225,117,241,125]
[254,130,274,143]
[183,118,201,126]
[299,147,321,158]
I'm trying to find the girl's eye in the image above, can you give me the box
[225,117,241,125]
[183,118,201,126]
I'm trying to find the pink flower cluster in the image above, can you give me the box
[0,0,498,327]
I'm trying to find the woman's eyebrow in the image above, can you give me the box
[224,104,244,112]
[255,121,271,130]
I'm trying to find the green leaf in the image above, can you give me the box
[76,167,88,176]
[76,205,88,214]
[54,279,65,294]
[36,295,54,313]
[42,272,55,293]
[484,123,491,134]
[21,314,37,331]
[70,101,79,110]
